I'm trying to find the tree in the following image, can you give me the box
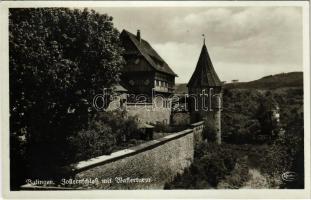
[166,143,238,189]
[203,119,217,142]
[256,92,279,136]
[9,8,124,189]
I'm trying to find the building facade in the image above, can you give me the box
[119,30,177,124]
[120,30,176,100]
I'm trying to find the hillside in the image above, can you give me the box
[175,72,303,93]
[224,72,303,90]
[175,83,188,94]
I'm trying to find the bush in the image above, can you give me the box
[67,125,115,162]
[166,142,238,188]
[203,119,217,142]
[94,111,143,143]
[217,155,250,189]
[258,143,291,177]
[67,111,144,162]
[153,122,187,133]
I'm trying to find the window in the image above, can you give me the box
[144,79,150,85]
[134,58,140,64]
[129,80,135,86]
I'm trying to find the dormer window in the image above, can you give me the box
[134,58,140,64]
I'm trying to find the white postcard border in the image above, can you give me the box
[0,1,310,199]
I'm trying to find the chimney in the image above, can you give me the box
[137,30,141,43]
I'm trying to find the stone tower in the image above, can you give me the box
[187,40,222,144]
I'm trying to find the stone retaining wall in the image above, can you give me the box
[21,121,204,190]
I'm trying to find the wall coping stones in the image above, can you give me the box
[190,121,204,127]
[70,128,194,173]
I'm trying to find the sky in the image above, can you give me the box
[93,7,303,83]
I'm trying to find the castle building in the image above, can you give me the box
[118,29,177,125]
[120,29,177,102]
[187,40,222,144]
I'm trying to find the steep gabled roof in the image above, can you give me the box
[121,30,177,76]
[111,84,128,93]
[188,43,221,87]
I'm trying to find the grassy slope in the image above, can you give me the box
[224,72,303,90]
[175,72,303,92]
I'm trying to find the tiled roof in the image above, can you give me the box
[111,84,128,92]
[121,30,177,76]
[188,44,221,87]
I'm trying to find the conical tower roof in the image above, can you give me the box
[187,43,221,87]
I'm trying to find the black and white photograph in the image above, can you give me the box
[0,1,310,199]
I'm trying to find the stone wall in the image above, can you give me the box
[21,122,204,190]
[69,122,203,189]
[126,103,171,124]
[106,99,171,125]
